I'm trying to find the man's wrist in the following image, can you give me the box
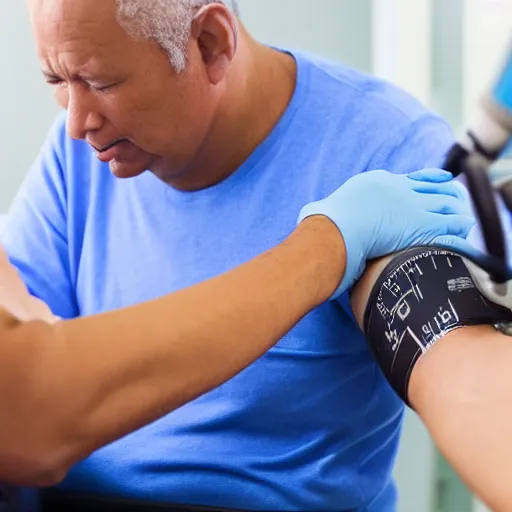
[293,216,347,303]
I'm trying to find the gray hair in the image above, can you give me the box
[115,0,240,72]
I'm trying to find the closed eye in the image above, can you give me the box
[43,75,118,93]
[45,78,66,87]
[91,83,116,94]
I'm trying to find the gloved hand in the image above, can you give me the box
[298,168,475,299]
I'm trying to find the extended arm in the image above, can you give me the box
[0,217,343,486]
[411,325,512,512]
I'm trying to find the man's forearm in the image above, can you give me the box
[409,326,512,512]
[0,216,345,485]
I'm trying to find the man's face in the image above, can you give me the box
[29,0,219,181]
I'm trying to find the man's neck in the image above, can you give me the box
[162,36,297,192]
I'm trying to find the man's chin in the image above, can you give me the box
[108,158,149,179]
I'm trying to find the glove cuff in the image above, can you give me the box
[297,201,365,300]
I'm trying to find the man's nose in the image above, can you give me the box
[65,87,103,140]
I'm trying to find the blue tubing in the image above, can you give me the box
[493,48,512,114]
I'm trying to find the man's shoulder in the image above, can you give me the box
[295,50,449,136]
[288,50,454,174]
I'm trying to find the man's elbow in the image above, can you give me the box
[18,459,70,489]
[0,438,73,487]
[0,321,77,486]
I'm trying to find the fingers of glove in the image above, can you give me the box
[430,235,482,260]
[420,193,473,216]
[452,180,471,202]
[413,180,470,202]
[407,168,453,183]
[430,214,476,238]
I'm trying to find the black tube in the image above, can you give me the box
[459,156,509,283]
[443,143,470,177]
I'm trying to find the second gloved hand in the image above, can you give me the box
[298,168,475,298]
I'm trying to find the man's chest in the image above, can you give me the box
[72,194,367,359]
[74,201,294,315]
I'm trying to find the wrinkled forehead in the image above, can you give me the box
[28,0,133,60]
[29,0,120,41]
[27,0,151,80]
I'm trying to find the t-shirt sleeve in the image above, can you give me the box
[366,112,456,173]
[1,112,79,319]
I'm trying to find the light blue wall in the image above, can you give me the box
[394,411,435,512]
[0,1,59,211]
[431,0,465,131]
[240,0,373,72]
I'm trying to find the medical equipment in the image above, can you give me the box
[443,43,512,287]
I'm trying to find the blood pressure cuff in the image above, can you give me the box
[362,246,512,406]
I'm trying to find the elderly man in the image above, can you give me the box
[2,0,469,510]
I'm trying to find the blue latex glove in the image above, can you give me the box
[298,168,475,299]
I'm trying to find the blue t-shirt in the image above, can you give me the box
[2,51,455,511]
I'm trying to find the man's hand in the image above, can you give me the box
[0,245,58,323]
[298,168,475,298]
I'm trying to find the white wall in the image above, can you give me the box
[462,0,512,125]
[0,1,59,211]
[372,0,433,106]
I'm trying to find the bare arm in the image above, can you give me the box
[0,217,344,486]
[410,325,512,512]
[351,258,512,512]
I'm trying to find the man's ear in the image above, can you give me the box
[190,4,238,85]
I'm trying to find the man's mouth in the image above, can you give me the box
[91,139,130,163]
[92,138,128,153]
